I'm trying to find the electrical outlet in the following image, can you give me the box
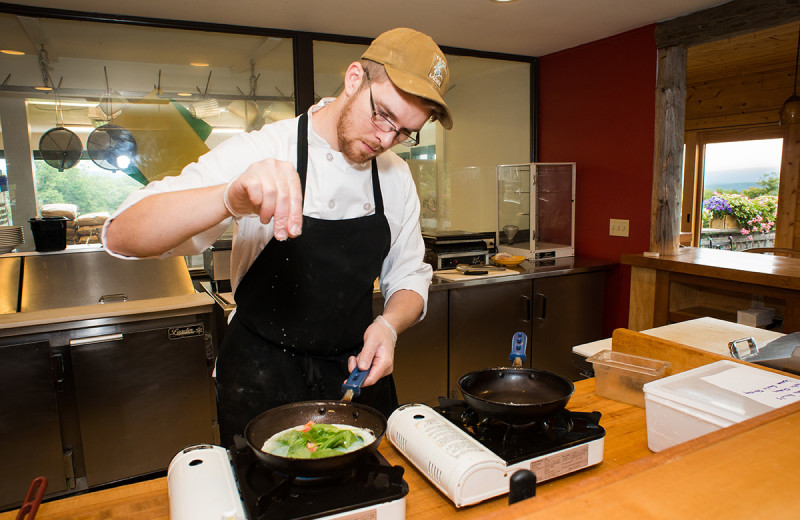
[609,218,629,237]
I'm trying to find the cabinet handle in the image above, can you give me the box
[534,292,547,320]
[521,295,531,323]
[69,333,123,346]
[51,353,65,391]
[99,293,127,304]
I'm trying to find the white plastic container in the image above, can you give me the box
[642,360,800,452]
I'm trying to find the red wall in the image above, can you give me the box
[538,25,656,334]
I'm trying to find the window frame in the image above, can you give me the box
[682,124,785,246]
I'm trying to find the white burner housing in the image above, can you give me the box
[386,404,604,507]
[168,445,246,520]
[167,444,406,520]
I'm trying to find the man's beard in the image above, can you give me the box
[336,94,384,164]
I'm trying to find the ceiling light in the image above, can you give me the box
[1,49,25,55]
[190,62,210,67]
[34,86,52,91]
[211,127,244,134]
[490,0,518,3]
[176,92,193,97]
[31,99,98,108]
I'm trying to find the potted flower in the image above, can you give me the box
[703,194,737,229]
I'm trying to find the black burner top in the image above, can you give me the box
[229,441,408,520]
[435,398,606,465]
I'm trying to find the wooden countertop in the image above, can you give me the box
[0,379,647,520]
[621,247,800,290]
[7,375,798,519]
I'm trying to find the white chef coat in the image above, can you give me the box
[103,99,432,316]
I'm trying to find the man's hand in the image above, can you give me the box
[225,158,304,240]
[348,318,397,387]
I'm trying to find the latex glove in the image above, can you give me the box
[223,158,304,240]
[348,315,397,387]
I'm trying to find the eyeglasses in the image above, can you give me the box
[364,70,420,147]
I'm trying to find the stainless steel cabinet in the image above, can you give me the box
[0,312,217,511]
[373,289,448,406]
[448,280,534,398]
[69,318,216,486]
[0,339,68,508]
[448,272,606,398]
[530,272,605,380]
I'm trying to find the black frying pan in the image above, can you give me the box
[244,367,386,476]
[458,332,574,425]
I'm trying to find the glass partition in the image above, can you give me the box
[0,12,294,249]
[313,42,531,234]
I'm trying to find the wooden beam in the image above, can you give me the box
[656,0,800,49]
[650,46,686,256]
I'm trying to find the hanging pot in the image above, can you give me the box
[87,123,137,171]
[38,127,82,171]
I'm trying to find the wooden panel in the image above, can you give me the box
[627,266,655,331]
[686,21,800,81]
[686,68,794,123]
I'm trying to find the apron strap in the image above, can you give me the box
[297,112,309,193]
[296,112,381,214]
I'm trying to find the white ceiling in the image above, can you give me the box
[12,0,730,57]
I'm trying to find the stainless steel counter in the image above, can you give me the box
[429,255,617,290]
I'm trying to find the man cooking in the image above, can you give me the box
[103,27,453,446]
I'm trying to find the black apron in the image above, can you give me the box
[215,113,396,447]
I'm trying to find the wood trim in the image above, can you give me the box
[655,0,800,48]
[682,131,699,236]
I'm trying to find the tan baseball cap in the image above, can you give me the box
[362,28,453,130]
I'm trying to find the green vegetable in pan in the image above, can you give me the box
[261,421,375,459]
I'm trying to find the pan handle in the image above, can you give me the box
[341,366,369,401]
[16,476,47,520]
[509,332,528,367]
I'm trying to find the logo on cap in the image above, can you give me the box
[428,54,447,89]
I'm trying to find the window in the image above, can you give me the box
[313,41,532,233]
[1,12,294,251]
[683,130,783,250]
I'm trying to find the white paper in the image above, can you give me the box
[701,366,800,408]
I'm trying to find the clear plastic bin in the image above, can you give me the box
[586,350,671,407]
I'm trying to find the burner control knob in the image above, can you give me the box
[508,469,537,504]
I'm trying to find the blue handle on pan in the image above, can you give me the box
[509,332,528,365]
[342,366,369,398]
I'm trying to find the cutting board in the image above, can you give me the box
[573,317,784,357]
[434,268,520,282]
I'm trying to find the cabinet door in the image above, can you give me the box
[70,321,215,486]
[0,339,68,509]
[531,272,605,380]
[373,290,448,406]
[449,280,533,398]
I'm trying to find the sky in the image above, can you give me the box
[703,138,783,185]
